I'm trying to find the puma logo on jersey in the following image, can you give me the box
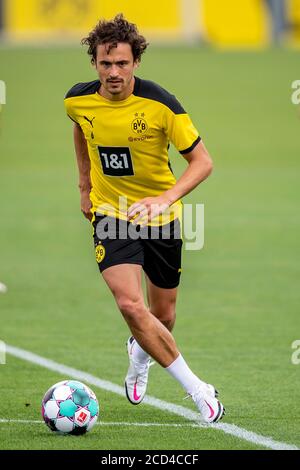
[84,116,95,127]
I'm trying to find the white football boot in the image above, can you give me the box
[186,383,225,423]
[124,336,153,405]
[203,382,219,398]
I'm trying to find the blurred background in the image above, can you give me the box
[0,0,299,450]
[0,0,300,46]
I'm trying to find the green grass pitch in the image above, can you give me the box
[0,44,299,450]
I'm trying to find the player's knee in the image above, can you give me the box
[161,308,176,330]
[152,303,176,331]
[117,296,145,323]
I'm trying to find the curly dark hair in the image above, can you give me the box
[81,14,149,64]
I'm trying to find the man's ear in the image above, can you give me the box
[133,61,140,71]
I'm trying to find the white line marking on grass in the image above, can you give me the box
[0,419,201,428]
[0,419,44,424]
[6,345,299,450]
[99,422,199,428]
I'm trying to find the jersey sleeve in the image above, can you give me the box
[63,81,100,124]
[164,106,201,154]
[64,96,78,124]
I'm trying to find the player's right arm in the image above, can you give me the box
[73,123,92,221]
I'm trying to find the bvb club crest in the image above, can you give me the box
[131,113,148,135]
[95,243,105,263]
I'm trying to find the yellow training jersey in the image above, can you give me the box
[64,77,200,226]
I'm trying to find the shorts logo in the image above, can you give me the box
[131,113,148,135]
[95,243,106,263]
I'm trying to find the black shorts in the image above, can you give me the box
[92,214,183,289]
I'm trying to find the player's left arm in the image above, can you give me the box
[127,141,212,224]
[164,140,213,203]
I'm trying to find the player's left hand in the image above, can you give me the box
[127,195,171,226]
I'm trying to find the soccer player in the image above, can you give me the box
[64,14,225,423]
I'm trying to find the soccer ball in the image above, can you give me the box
[41,380,99,435]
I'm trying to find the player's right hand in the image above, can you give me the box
[80,191,93,221]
